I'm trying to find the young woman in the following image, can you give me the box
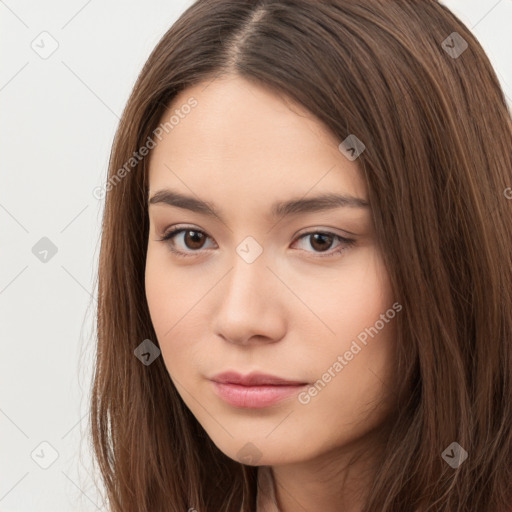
[89,1,512,511]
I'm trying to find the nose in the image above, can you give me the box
[213,249,287,346]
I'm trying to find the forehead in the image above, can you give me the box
[148,75,367,208]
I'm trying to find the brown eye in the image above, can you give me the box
[292,231,356,258]
[308,233,334,252]
[181,230,207,250]
[158,226,355,260]
[159,227,215,257]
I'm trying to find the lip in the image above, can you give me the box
[209,371,308,409]
[210,371,308,386]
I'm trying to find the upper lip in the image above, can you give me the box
[210,371,307,386]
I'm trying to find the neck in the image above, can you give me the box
[269,428,387,512]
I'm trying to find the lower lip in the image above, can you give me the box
[211,381,307,408]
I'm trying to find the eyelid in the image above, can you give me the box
[157,224,356,258]
[157,225,216,257]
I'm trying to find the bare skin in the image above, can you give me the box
[145,75,398,512]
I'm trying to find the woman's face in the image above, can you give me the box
[145,75,398,467]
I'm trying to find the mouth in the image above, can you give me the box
[210,370,308,387]
[209,371,308,409]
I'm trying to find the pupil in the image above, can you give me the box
[311,233,332,252]
[186,230,204,249]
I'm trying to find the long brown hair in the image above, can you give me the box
[88,1,512,510]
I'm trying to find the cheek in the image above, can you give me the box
[144,246,198,332]
[145,250,181,364]
[295,323,396,456]
[144,249,210,377]
[145,260,172,334]
[297,249,397,420]
[296,247,394,349]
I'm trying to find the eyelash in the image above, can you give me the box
[156,225,356,259]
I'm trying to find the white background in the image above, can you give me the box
[1,1,511,510]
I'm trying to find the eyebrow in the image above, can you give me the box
[148,188,370,222]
